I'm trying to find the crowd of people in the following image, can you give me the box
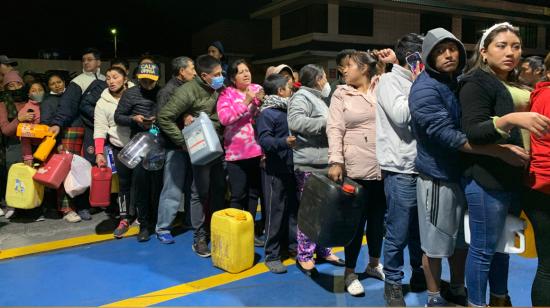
[1,23,550,307]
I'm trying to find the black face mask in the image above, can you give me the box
[7,88,28,102]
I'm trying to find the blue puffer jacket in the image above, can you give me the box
[408,28,468,181]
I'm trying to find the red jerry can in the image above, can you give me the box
[89,166,112,207]
[33,153,73,189]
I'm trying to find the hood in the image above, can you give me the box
[422,28,467,79]
[100,87,119,104]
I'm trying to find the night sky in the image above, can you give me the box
[2,0,268,59]
[2,0,550,60]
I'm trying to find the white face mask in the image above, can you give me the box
[321,82,331,98]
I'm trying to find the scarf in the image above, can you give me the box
[260,95,289,112]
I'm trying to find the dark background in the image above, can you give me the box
[1,0,549,59]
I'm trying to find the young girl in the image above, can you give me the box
[327,51,386,295]
[459,22,550,307]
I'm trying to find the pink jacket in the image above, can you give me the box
[217,84,263,161]
[327,84,381,180]
[19,100,41,161]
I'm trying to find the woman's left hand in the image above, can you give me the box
[255,89,265,103]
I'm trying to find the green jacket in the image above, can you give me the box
[157,76,222,148]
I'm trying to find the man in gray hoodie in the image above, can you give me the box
[375,33,426,306]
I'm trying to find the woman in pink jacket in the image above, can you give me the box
[327,51,386,296]
[217,59,264,241]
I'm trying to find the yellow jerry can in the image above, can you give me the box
[33,136,57,161]
[519,211,537,258]
[211,208,254,273]
[5,163,44,209]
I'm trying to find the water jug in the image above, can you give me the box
[298,173,366,247]
[90,166,112,207]
[16,123,51,138]
[33,136,57,161]
[142,143,165,171]
[6,163,44,209]
[464,212,526,254]
[211,208,254,273]
[33,153,73,189]
[182,112,223,166]
[117,126,161,169]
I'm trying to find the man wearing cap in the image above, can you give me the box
[115,62,163,242]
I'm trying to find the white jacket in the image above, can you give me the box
[375,64,417,174]
[93,88,131,148]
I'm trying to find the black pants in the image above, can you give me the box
[344,179,387,269]
[112,146,133,218]
[524,188,550,307]
[264,172,298,261]
[226,157,261,220]
[131,164,163,229]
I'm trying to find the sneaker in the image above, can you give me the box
[192,240,211,258]
[137,227,150,242]
[365,263,385,281]
[34,215,45,222]
[77,209,92,221]
[442,289,468,307]
[0,207,4,216]
[113,219,130,239]
[265,260,287,274]
[63,211,82,223]
[345,273,365,296]
[489,294,512,307]
[384,282,406,306]
[409,270,427,292]
[156,232,175,244]
[426,295,449,307]
[254,235,265,247]
[5,207,15,219]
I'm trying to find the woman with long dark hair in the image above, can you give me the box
[459,22,550,307]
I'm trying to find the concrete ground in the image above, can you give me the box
[0,207,117,250]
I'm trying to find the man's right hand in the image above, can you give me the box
[48,125,61,137]
[132,115,146,124]
[183,114,194,126]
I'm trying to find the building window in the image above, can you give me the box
[338,6,373,36]
[518,24,538,49]
[420,13,452,35]
[462,18,495,45]
[280,4,328,40]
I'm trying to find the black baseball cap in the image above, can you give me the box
[0,55,17,66]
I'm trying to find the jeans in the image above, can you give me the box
[344,179,386,269]
[382,171,423,285]
[524,188,550,307]
[190,157,227,243]
[464,178,512,306]
[156,149,193,234]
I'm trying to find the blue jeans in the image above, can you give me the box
[155,150,193,234]
[464,178,512,306]
[383,171,423,285]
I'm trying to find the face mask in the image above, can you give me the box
[210,76,225,90]
[8,88,28,102]
[321,82,331,98]
[29,92,45,103]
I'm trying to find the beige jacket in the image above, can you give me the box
[327,84,381,181]
[93,88,131,148]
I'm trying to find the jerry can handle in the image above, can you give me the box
[224,210,247,221]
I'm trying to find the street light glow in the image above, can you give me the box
[110,28,117,35]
